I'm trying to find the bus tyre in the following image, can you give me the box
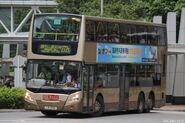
[137,94,145,113]
[92,96,104,117]
[148,94,154,110]
[41,110,58,116]
[144,102,150,113]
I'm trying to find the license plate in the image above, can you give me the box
[43,95,59,101]
[44,106,57,110]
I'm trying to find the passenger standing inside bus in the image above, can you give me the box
[58,70,67,84]
[58,71,72,84]
[66,72,72,83]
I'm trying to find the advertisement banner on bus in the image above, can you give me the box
[96,43,157,63]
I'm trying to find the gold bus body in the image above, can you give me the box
[25,14,167,114]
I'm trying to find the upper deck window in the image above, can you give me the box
[33,15,81,42]
[32,15,81,56]
[86,20,166,46]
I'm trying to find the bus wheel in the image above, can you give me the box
[92,96,104,117]
[41,110,58,116]
[148,94,155,110]
[137,94,145,113]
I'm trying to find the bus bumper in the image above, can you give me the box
[24,91,83,113]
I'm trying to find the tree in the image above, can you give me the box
[55,0,185,22]
[55,0,148,20]
[175,0,185,17]
[79,0,101,16]
[56,0,86,14]
[142,0,177,23]
[120,0,148,20]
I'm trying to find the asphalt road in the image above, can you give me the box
[0,110,185,123]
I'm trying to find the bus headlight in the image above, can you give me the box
[25,92,34,102]
[65,92,82,106]
[71,94,80,102]
[67,94,80,105]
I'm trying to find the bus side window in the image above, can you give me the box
[86,21,96,41]
[106,65,119,87]
[136,26,147,45]
[96,65,106,87]
[120,24,130,44]
[153,65,161,86]
[96,21,108,42]
[125,64,136,86]
[147,26,159,45]
[158,27,166,46]
[108,23,120,43]
[129,25,136,44]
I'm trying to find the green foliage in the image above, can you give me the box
[14,8,30,25]
[143,0,178,22]
[56,0,84,14]
[55,0,185,22]
[80,0,100,16]
[175,0,185,17]
[120,0,148,20]
[0,87,25,109]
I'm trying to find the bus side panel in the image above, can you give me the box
[83,42,97,63]
[94,88,120,112]
[128,87,151,110]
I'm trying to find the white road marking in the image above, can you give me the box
[152,110,185,114]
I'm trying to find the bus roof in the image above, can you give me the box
[85,15,166,27]
[33,13,166,27]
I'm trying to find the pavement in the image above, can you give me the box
[0,109,26,113]
[158,103,185,112]
[0,104,185,112]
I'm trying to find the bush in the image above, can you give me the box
[0,87,25,109]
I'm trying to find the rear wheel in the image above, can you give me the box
[137,94,145,113]
[41,110,58,116]
[92,96,104,117]
[148,94,155,110]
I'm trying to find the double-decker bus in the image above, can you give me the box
[25,13,167,116]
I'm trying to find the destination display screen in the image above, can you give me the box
[39,44,71,54]
[32,41,78,56]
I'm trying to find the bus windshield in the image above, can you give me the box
[26,60,81,90]
[33,15,81,42]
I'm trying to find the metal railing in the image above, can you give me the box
[0,0,57,6]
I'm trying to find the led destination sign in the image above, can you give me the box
[39,44,71,54]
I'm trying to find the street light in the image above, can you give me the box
[100,0,103,16]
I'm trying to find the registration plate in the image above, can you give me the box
[43,95,59,101]
[44,106,57,110]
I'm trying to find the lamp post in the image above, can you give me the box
[100,0,103,16]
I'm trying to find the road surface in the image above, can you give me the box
[0,110,184,123]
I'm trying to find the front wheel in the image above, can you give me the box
[92,96,104,117]
[41,110,58,116]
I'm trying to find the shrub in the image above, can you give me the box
[0,87,25,109]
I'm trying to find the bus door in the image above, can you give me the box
[82,65,94,112]
[119,64,129,110]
